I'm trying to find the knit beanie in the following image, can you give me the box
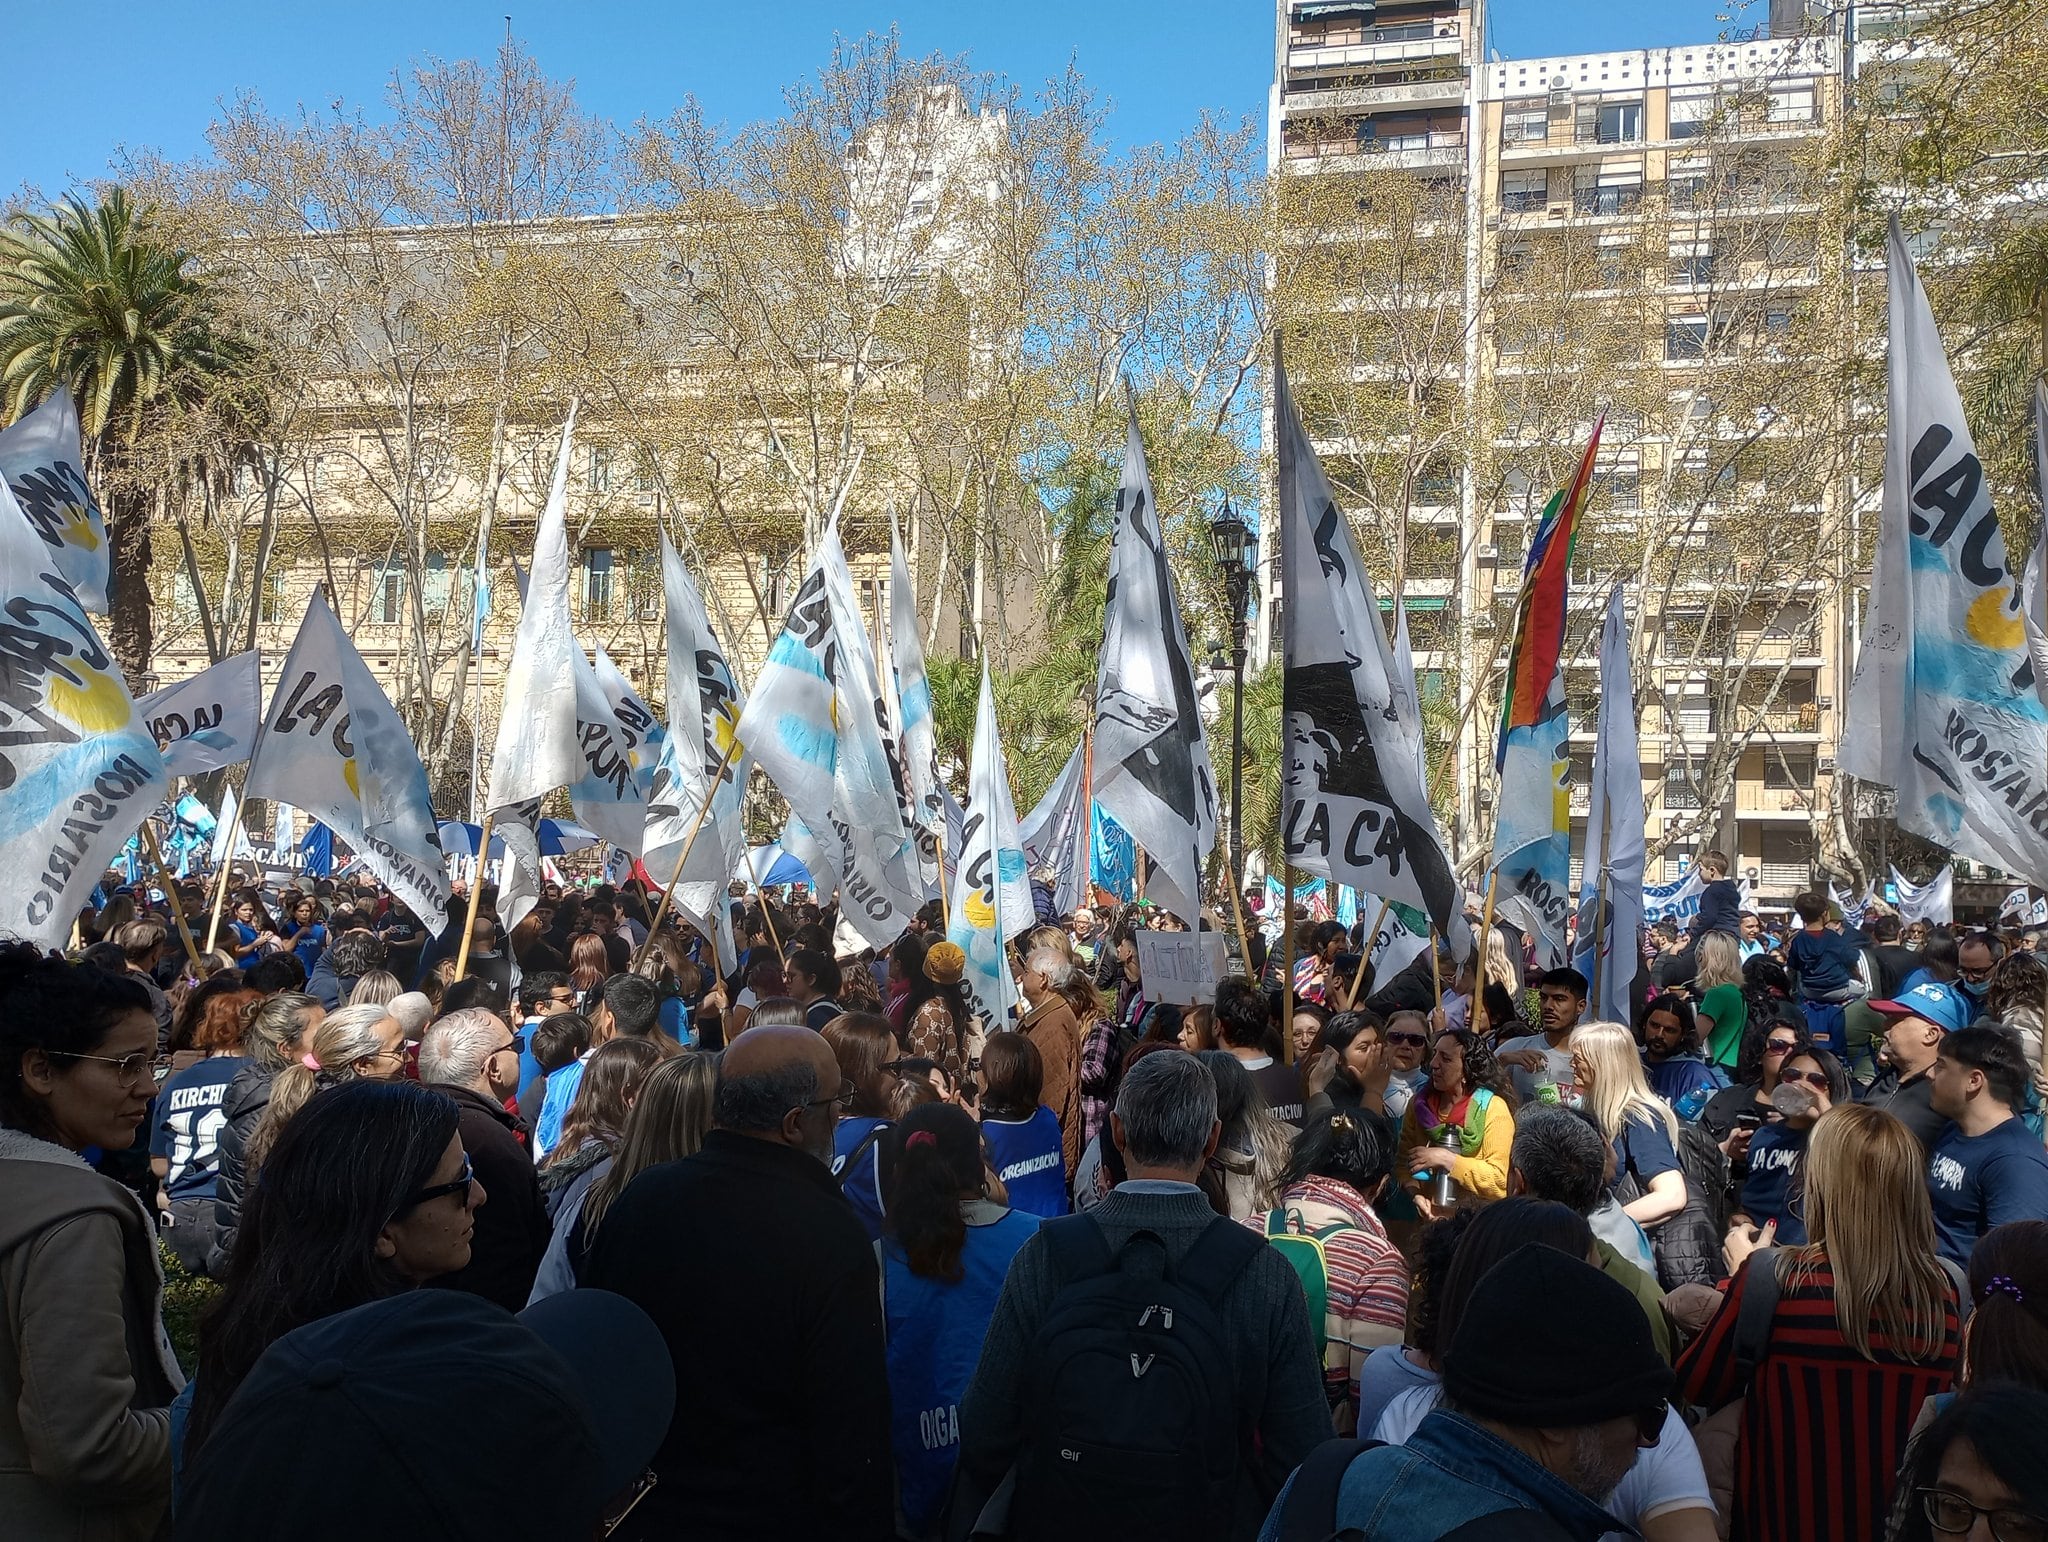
[1441,1244,1673,1427]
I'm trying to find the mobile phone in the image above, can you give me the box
[1734,1109,1764,1132]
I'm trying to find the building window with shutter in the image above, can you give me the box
[583,547,614,617]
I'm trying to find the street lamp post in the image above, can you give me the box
[1209,503,1256,894]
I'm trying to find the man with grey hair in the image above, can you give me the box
[417,1007,549,1313]
[1018,947,1084,1173]
[1508,1106,1674,1363]
[955,1049,1332,1538]
[583,1025,893,1540]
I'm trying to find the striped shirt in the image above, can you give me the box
[1675,1252,1959,1542]
[1242,1174,1408,1435]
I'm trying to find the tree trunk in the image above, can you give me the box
[107,487,154,682]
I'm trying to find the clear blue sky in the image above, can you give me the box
[5,1,1741,201]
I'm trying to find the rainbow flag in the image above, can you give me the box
[1497,421,1604,769]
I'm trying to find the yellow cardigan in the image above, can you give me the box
[1397,1090,1516,1203]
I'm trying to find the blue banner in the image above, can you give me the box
[1091,807,1135,900]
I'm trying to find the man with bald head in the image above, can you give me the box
[582,1029,892,1541]
[1018,948,1084,1173]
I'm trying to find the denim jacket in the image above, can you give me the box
[1259,1409,1632,1542]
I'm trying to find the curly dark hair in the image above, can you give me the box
[1436,1027,1515,1105]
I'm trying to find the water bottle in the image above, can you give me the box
[1411,1129,1463,1210]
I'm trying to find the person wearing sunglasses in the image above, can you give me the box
[1729,1046,1848,1250]
[1864,983,1974,1155]
[0,942,181,1542]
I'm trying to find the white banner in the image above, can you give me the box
[947,664,1035,1025]
[1890,863,1955,926]
[243,590,449,925]
[0,478,165,946]
[1571,588,1645,1023]
[1840,220,2048,884]
[0,386,110,614]
[1018,737,1089,917]
[1134,929,1230,1008]
[136,650,264,777]
[1275,356,1470,960]
[1091,410,1218,924]
[567,646,650,856]
[887,520,944,895]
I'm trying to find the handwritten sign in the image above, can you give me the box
[1134,930,1231,1007]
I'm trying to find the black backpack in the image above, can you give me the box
[1009,1214,1263,1542]
[1276,1436,1582,1542]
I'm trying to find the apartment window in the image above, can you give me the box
[170,572,200,626]
[587,445,612,494]
[1414,463,1459,505]
[1671,243,1715,286]
[1764,305,1796,335]
[634,453,658,494]
[630,549,661,619]
[422,552,452,620]
[258,571,287,625]
[373,562,404,625]
[1764,753,1816,790]
[1575,165,1643,217]
[1500,170,1548,213]
[1668,87,1715,140]
[1664,759,1706,811]
[1595,101,1643,144]
[582,547,614,617]
[1597,450,1641,510]
[1666,316,1708,360]
[1502,105,1547,146]
[1769,81,1818,125]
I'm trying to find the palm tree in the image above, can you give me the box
[0,189,246,677]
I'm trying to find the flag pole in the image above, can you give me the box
[634,741,743,971]
[454,814,494,979]
[1220,847,1254,978]
[1473,870,1501,1038]
[933,820,951,932]
[1280,866,1298,1065]
[141,822,206,972]
[1343,895,1396,1010]
[1429,926,1443,1016]
[744,846,783,956]
[202,801,246,955]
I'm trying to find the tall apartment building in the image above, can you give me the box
[1270,0,1855,905]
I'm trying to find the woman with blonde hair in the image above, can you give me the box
[210,991,326,1271]
[529,1050,720,1301]
[1568,1021,1687,1230]
[1677,1103,1962,1542]
[345,969,403,1009]
[1694,930,1748,1071]
[244,1002,408,1171]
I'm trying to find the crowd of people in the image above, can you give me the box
[3,856,2047,1541]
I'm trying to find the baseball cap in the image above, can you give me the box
[180,1288,675,1541]
[1867,981,1973,1035]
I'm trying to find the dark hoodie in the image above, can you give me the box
[207,1061,276,1273]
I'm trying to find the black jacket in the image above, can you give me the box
[1859,1066,1950,1153]
[208,1061,276,1273]
[583,1129,894,1542]
[425,1084,550,1313]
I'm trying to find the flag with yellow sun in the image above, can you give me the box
[0,387,110,615]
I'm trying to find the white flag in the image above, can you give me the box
[1276,357,1471,960]
[948,664,1034,1026]
[887,520,944,895]
[1090,409,1219,924]
[1389,602,1428,784]
[595,650,665,810]
[0,478,165,947]
[0,387,110,614]
[244,590,450,925]
[1571,588,1645,1023]
[211,786,257,869]
[1361,896,1432,983]
[272,801,297,864]
[136,650,264,777]
[1018,738,1089,916]
[486,407,581,934]
[1999,885,2031,922]
[642,537,746,972]
[1890,863,1954,926]
[1841,220,2048,883]
[566,647,650,855]
[2024,382,2048,708]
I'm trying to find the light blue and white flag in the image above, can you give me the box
[1827,881,1876,929]
[1841,220,2048,884]
[1645,869,1707,926]
[1571,588,1644,1024]
[1018,738,1088,916]
[1491,668,1570,969]
[1889,863,1954,926]
[887,519,944,895]
[730,522,922,948]
[948,664,1034,1026]
[244,590,450,925]
[0,476,164,948]
[0,386,110,615]
[486,406,581,934]
[136,650,264,778]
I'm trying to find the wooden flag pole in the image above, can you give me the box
[933,820,951,933]
[634,742,743,972]
[1220,847,1254,978]
[203,799,249,955]
[453,814,495,980]
[1343,895,1396,1011]
[1429,926,1443,1015]
[1473,870,1501,1038]
[141,822,206,973]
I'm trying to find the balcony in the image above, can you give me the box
[1285,76,1465,114]
[1288,22,1463,75]
[1745,702,1823,735]
[1735,784,1816,817]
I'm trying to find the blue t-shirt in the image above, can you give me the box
[230,921,260,969]
[1643,1056,1723,1121]
[150,1056,248,1200]
[1929,1117,2048,1266]
[534,1056,588,1159]
[287,922,329,972]
[832,1116,892,1241]
[1788,927,1862,998]
[658,995,696,1047]
[1739,1122,1809,1246]
[1612,1111,1681,1197]
[981,1108,1069,1218]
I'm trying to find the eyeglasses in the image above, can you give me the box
[1633,1400,1668,1447]
[807,1080,857,1112]
[399,1154,475,1214]
[1919,1487,2048,1542]
[1780,1068,1832,1092]
[491,1039,520,1060]
[543,992,577,1007]
[46,1048,156,1088]
[1387,1031,1429,1048]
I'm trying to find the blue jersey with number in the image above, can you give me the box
[150,1057,248,1199]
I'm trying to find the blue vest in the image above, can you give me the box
[832,1116,890,1241]
[981,1108,1069,1218]
[883,1210,1041,1536]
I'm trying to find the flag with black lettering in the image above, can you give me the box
[1019,737,1089,916]
[1841,218,2048,883]
[0,387,110,614]
[567,646,653,855]
[1277,355,1471,960]
[1570,587,1644,1023]
[948,664,1034,1025]
[136,650,263,777]
[0,478,165,947]
[243,590,449,925]
[886,519,944,896]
